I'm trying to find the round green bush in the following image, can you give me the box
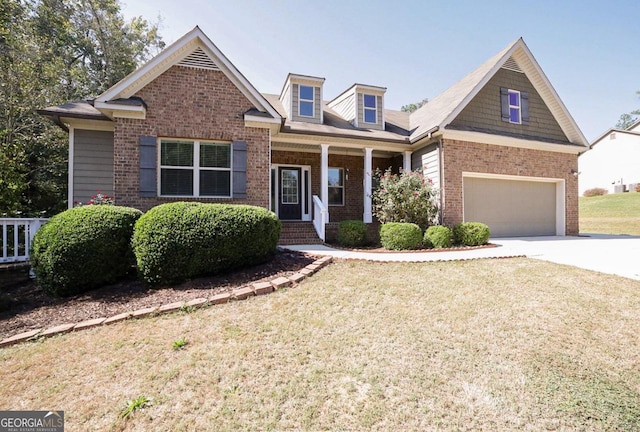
[379,222,422,250]
[424,225,452,249]
[452,222,491,246]
[337,220,367,247]
[132,202,281,286]
[31,205,142,296]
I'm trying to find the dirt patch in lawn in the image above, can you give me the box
[0,249,316,339]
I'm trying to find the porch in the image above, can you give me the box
[271,142,412,242]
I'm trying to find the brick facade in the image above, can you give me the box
[440,139,579,235]
[113,65,270,211]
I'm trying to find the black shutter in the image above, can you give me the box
[521,91,530,125]
[232,141,247,198]
[500,87,509,122]
[139,135,157,197]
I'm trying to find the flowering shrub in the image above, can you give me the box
[74,191,115,206]
[372,168,438,230]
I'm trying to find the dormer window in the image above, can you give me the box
[363,94,377,123]
[508,89,521,124]
[299,85,314,117]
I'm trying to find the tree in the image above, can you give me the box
[615,90,640,130]
[401,98,429,113]
[0,0,164,216]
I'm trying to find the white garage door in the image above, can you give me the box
[463,177,558,237]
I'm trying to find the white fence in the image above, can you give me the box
[0,218,48,264]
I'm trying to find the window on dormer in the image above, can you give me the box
[363,94,377,123]
[508,89,521,124]
[299,85,314,117]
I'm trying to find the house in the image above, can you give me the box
[39,26,589,241]
[579,120,640,194]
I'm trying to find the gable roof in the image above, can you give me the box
[590,127,640,148]
[409,38,588,147]
[95,26,281,120]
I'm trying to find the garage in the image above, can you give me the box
[463,176,561,237]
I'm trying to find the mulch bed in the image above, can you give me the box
[325,243,498,253]
[0,249,316,340]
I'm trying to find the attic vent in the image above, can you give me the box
[501,56,523,73]
[177,47,219,70]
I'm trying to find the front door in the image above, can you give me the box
[278,167,302,220]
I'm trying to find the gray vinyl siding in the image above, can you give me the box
[291,83,322,124]
[448,68,569,143]
[357,93,383,130]
[73,129,114,204]
[330,93,356,123]
[411,143,440,190]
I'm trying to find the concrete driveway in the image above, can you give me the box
[492,234,640,281]
[285,234,640,281]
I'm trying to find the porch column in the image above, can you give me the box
[320,144,329,222]
[363,147,373,223]
[403,150,412,172]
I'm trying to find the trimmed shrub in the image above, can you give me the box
[424,225,452,249]
[635,184,640,193]
[379,222,422,250]
[337,220,367,247]
[31,205,142,296]
[583,188,608,197]
[132,202,281,286]
[452,222,491,246]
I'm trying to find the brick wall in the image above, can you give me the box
[113,65,270,211]
[272,150,394,221]
[441,139,579,235]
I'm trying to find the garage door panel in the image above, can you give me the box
[464,177,556,237]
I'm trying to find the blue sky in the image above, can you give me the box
[121,0,640,141]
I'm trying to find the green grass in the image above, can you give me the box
[2,259,640,430]
[580,192,640,235]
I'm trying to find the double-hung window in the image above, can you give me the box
[508,89,521,124]
[363,94,377,123]
[328,167,344,206]
[160,139,231,197]
[299,85,314,117]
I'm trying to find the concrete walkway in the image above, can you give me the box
[284,234,640,281]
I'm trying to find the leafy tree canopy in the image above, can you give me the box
[401,98,429,113]
[0,0,164,216]
[615,90,640,130]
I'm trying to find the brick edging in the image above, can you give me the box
[0,256,333,348]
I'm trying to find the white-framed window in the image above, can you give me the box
[363,94,377,123]
[328,167,344,206]
[160,139,231,197]
[299,85,314,117]
[508,89,521,124]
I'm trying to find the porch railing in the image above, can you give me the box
[312,195,328,242]
[1,218,48,263]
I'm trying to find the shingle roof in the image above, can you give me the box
[37,100,110,121]
[409,40,516,141]
[262,93,411,143]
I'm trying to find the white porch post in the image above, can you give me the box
[363,147,373,223]
[68,127,74,209]
[320,144,329,222]
[403,150,412,172]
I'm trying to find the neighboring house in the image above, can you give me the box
[39,26,589,240]
[579,120,640,194]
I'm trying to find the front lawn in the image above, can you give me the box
[2,259,639,430]
[580,192,640,235]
